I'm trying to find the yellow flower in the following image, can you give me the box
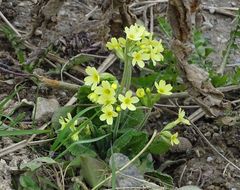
[118,37,126,47]
[100,105,118,125]
[155,80,172,95]
[149,47,164,66]
[170,132,180,146]
[131,51,150,68]
[118,90,139,111]
[97,95,116,105]
[136,88,145,98]
[95,81,115,97]
[176,108,191,125]
[59,113,79,141]
[116,106,121,112]
[84,66,100,90]
[106,37,121,50]
[111,83,118,90]
[87,92,99,103]
[146,88,151,93]
[125,24,146,41]
[59,113,76,130]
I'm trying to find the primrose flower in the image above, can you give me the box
[170,132,180,146]
[106,37,121,50]
[149,47,164,66]
[97,95,116,105]
[131,51,150,68]
[88,92,99,103]
[116,106,121,112]
[111,83,118,90]
[100,105,118,125]
[95,81,116,97]
[59,113,79,141]
[118,37,126,47]
[118,90,139,111]
[84,66,100,90]
[176,108,191,125]
[125,24,146,41]
[136,88,145,98]
[155,80,172,95]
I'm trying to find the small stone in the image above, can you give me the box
[109,153,144,188]
[35,97,60,122]
[213,133,220,138]
[178,185,202,190]
[171,137,192,153]
[207,156,214,162]
[204,131,211,137]
[209,8,215,14]
[231,2,236,6]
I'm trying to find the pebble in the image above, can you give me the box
[35,97,60,122]
[178,185,202,190]
[109,153,144,188]
[204,131,211,137]
[207,156,214,162]
[171,137,192,153]
[209,8,215,14]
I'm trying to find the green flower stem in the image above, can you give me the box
[120,55,132,91]
[114,41,132,139]
[137,108,152,130]
[113,111,122,139]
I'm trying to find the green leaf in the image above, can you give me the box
[121,109,145,128]
[111,129,148,155]
[148,135,171,154]
[19,175,41,190]
[158,17,172,38]
[20,157,57,171]
[79,156,109,187]
[56,134,109,159]
[77,85,92,104]
[70,55,93,66]
[0,129,49,137]
[51,105,75,129]
[132,73,158,88]
[145,171,174,190]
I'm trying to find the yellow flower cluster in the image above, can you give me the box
[84,67,139,125]
[59,113,80,141]
[161,108,190,146]
[106,23,164,68]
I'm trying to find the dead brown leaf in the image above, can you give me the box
[167,0,227,117]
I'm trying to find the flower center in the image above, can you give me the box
[93,74,99,82]
[104,89,111,95]
[135,54,141,61]
[107,111,113,117]
[124,98,131,105]
[158,88,165,93]
[129,33,135,39]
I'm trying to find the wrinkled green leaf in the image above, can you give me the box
[20,157,57,171]
[148,135,171,155]
[111,129,148,155]
[79,156,109,187]
[19,175,41,190]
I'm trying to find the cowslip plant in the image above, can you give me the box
[54,23,191,189]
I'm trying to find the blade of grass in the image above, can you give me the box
[0,129,50,137]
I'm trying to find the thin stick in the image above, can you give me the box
[92,130,158,190]
[190,121,240,172]
[0,11,21,36]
